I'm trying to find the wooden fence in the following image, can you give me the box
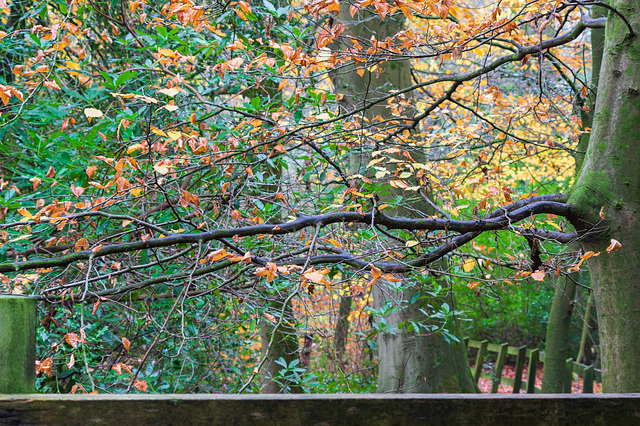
[465,338,601,394]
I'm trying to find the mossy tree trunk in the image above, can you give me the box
[0,296,36,394]
[568,0,640,392]
[331,7,476,393]
[542,5,605,393]
[259,295,300,393]
[542,277,577,393]
[333,294,352,367]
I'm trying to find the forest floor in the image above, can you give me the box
[472,363,603,393]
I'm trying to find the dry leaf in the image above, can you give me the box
[531,270,546,281]
[606,239,622,252]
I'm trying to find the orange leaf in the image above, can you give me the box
[29,177,42,191]
[44,80,61,91]
[122,337,131,352]
[75,237,89,252]
[86,166,98,179]
[65,333,82,348]
[133,380,148,392]
[467,281,479,290]
[45,166,56,178]
[70,184,84,197]
[606,239,622,252]
[381,273,401,282]
[531,270,546,281]
[599,206,605,219]
[370,264,382,280]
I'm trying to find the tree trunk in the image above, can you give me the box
[259,296,300,393]
[568,0,640,392]
[374,284,477,393]
[541,276,577,392]
[331,7,476,393]
[333,293,352,367]
[542,5,606,392]
[0,296,36,394]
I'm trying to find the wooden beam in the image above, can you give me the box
[1,394,639,425]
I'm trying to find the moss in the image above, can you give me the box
[567,171,616,232]
[597,143,606,152]
[609,153,623,167]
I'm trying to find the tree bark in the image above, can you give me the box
[541,276,577,393]
[0,296,36,394]
[542,5,605,392]
[333,293,352,367]
[260,296,301,393]
[568,0,640,392]
[331,7,476,393]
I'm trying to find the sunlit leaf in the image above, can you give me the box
[462,258,476,272]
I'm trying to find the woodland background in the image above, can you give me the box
[0,0,630,394]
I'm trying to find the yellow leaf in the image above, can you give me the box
[158,48,176,57]
[17,207,34,220]
[150,126,167,137]
[127,144,143,154]
[166,131,182,142]
[325,238,342,248]
[462,258,476,272]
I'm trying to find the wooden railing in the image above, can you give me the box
[465,338,601,393]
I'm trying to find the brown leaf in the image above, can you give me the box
[86,166,97,179]
[65,333,82,348]
[133,380,148,392]
[67,353,75,369]
[30,177,42,191]
[70,184,84,197]
[122,337,131,352]
[531,270,546,281]
[606,239,622,252]
[75,237,89,252]
[45,166,56,178]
